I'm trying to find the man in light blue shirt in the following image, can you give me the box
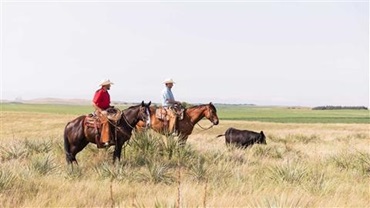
[161,78,181,134]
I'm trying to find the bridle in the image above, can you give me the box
[185,105,218,132]
[107,105,150,136]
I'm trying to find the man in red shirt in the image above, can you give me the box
[92,79,114,147]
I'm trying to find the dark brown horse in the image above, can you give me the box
[64,101,151,165]
[136,102,219,143]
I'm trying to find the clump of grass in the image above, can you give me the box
[268,134,287,143]
[268,160,308,185]
[302,169,333,196]
[127,132,160,166]
[28,154,58,175]
[347,133,369,140]
[173,143,198,167]
[65,167,83,180]
[249,195,310,208]
[127,132,197,168]
[156,135,181,160]
[94,162,136,181]
[0,169,16,191]
[0,144,28,161]
[154,200,172,208]
[94,162,118,179]
[286,134,320,144]
[251,144,284,159]
[139,160,173,184]
[189,156,209,182]
[23,139,52,154]
[327,150,370,175]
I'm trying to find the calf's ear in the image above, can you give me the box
[260,131,264,136]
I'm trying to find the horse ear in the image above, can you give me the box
[141,101,144,106]
[148,101,151,106]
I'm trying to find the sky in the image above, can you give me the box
[1,1,369,107]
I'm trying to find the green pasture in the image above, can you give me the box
[1,103,369,124]
[216,105,370,123]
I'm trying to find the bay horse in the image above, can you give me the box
[64,101,151,165]
[136,102,219,143]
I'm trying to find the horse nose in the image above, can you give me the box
[214,120,219,125]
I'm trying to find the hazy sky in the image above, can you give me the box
[1,1,369,107]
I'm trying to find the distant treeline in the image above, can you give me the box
[312,106,368,110]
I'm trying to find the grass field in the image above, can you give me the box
[2,103,369,123]
[0,104,369,207]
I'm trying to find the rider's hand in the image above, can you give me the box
[101,111,108,116]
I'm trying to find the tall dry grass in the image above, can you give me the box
[0,111,369,207]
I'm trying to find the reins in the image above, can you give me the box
[196,122,214,130]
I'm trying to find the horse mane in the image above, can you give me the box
[187,103,217,112]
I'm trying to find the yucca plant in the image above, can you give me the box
[133,132,159,153]
[0,169,16,191]
[257,195,309,208]
[93,161,135,181]
[139,159,174,184]
[268,161,308,185]
[94,161,118,179]
[302,168,333,196]
[0,144,28,161]
[154,200,174,208]
[189,156,209,182]
[157,135,181,160]
[251,144,285,159]
[28,154,58,175]
[328,150,370,175]
[65,166,83,180]
[23,139,52,154]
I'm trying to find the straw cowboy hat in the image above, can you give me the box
[163,78,175,84]
[99,79,114,86]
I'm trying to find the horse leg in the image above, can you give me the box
[64,129,77,165]
[68,140,89,165]
[113,138,127,164]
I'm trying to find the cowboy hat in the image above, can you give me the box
[163,78,175,84]
[99,79,114,86]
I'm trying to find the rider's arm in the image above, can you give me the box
[162,89,180,106]
[92,102,103,112]
[93,90,104,112]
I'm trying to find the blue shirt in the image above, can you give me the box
[162,87,175,107]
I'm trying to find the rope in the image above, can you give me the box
[196,123,214,131]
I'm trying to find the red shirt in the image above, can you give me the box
[93,88,111,110]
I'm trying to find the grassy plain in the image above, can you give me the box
[2,103,369,123]
[0,104,369,207]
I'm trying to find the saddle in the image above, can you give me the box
[84,108,122,148]
[84,114,102,130]
[155,105,184,121]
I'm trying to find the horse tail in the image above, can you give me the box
[216,134,225,138]
[64,123,77,165]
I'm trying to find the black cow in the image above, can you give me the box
[216,127,266,148]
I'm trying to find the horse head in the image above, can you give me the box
[205,102,219,125]
[120,101,151,128]
[139,101,151,125]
